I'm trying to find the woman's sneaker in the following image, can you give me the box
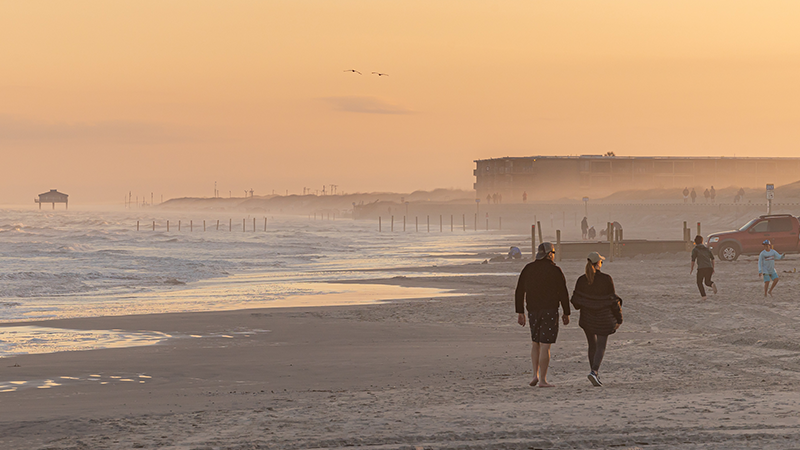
[588,372,602,387]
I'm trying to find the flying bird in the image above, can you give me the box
[372,72,389,77]
[344,69,362,75]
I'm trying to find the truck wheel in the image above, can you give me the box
[719,244,739,262]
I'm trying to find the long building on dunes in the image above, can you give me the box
[473,155,800,201]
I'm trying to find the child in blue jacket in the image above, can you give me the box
[759,240,785,297]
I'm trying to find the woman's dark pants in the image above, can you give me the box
[584,328,609,373]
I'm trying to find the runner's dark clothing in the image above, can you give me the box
[691,244,715,269]
[697,268,714,297]
[515,259,570,315]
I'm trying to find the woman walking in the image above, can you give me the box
[570,252,623,387]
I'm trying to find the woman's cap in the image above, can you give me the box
[587,251,605,264]
[762,239,771,245]
[535,242,555,260]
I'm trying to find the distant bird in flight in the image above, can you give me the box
[372,72,389,77]
[344,69,362,75]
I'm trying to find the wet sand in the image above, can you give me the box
[2,253,800,449]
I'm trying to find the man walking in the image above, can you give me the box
[581,216,589,240]
[515,242,570,388]
[690,235,717,300]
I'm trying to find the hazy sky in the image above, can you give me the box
[2,1,800,204]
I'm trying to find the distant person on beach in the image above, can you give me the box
[690,235,717,301]
[690,188,697,203]
[703,188,710,202]
[709,186,716,203]
[587,226,596,240]
[683,187,689,203]
[581,217,589,240]
[508,246,522,259]
[738,187,745,201]
[759,240,785,297]
[522,191,528,203]
[515,242,570,388]
[570,252,622,387]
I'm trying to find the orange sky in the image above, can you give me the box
[2,1,800,204]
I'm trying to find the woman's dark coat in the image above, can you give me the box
[570,271,622,336]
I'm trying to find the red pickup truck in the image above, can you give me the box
[707,214,800,261]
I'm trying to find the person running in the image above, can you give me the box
[690,188,697,203]
[570,252,622,387]
[515,242,570,388]
[690,235,717,300]
[581,216,589,240]
[759,240,785,297]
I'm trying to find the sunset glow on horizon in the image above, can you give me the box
[3,1,800,204]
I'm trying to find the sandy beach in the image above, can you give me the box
[1,251,799,449]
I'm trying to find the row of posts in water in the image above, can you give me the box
[136,218,270,232]
[134,212,342,231]
[377,214,501,232]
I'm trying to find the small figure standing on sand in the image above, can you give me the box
[691,188,697,203]
[570,252,622,387]
[738,187,745,201]
[683,187,689,203]
[710,186,716,203]
[690,235,717,300]
[759,240,785,297]
[703,188,710,203]
[522,191,528,203]
[581,216,589,240]
[587,226,596,240]
[515,242,570,388]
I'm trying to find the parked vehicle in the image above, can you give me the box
[707,214,800,261]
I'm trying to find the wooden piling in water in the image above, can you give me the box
[379,216,382,232]
[264,217,267,231]
[403,216,406,232]
[203,220,206,232]
[391,215,394,232]
[178,220,181,231]
[137,220,139,231]
[217,219,219,231]
[167,220,169,232]
[190,220,193,232]
[152,221,155,231]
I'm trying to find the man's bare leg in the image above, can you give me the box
[764,281,769,297]
[530,342,540,386]
[768,279,779,296]
[538,343,554,387]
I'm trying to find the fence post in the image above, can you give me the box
[190,220,193,232]
[178,220,181,231]
[697,222,701,238]
[152,221,155,231]
[608,222,614,262]
[137,220,139,231]
[253,217,256,232]
[379,216,382,232]
[391,215,394,232]
[217,219,219,231]
[537,221,543,244]
[203,220,206,232]
[167,220,169,232]
[556,230,561,262]
[403,216,406,232]
[531,224,536,257]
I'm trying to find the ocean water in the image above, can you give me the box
[0,207,521,323]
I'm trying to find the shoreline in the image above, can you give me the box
[2,254,800,449]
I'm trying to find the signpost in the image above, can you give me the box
[766,184,774,214]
